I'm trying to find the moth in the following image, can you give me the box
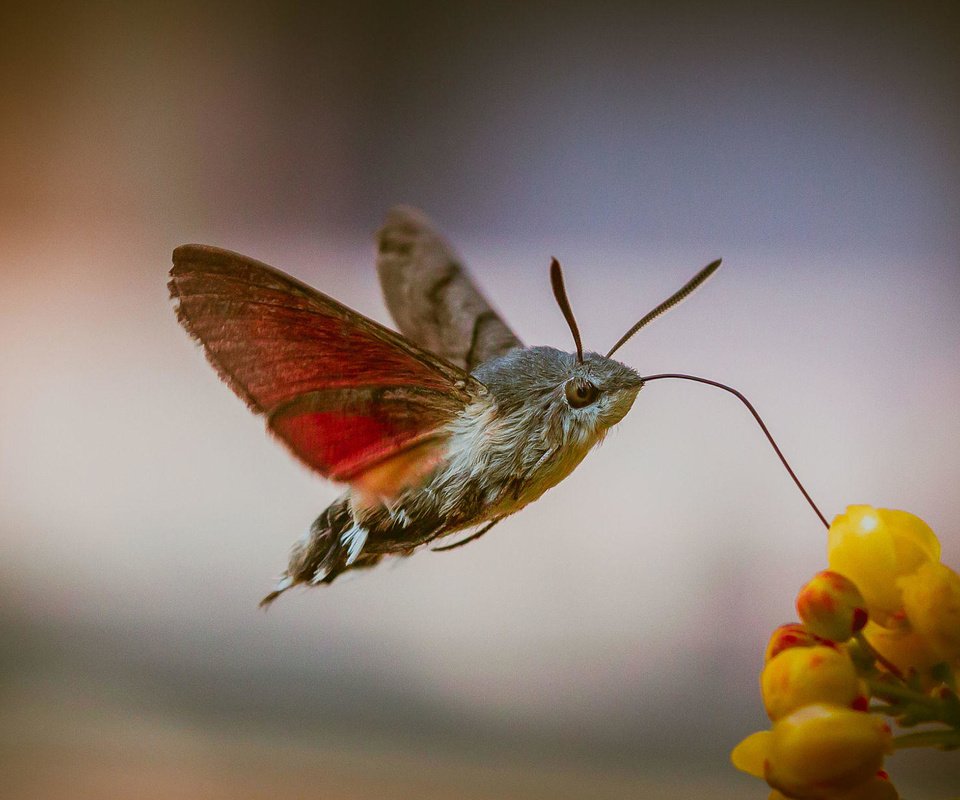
[169,207,720,605]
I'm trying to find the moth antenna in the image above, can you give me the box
[606,258,722,358]
[550,257,584,363]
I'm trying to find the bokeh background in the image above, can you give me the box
[2,2,959,797]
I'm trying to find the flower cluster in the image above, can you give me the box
[732,506,960,799]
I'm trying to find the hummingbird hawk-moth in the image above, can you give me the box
[169,207,720,605]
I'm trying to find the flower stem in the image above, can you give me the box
[892,729,960,750]
[865,678,941,710]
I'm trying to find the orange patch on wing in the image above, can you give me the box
[351,438,447,506]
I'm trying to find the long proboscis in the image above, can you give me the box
[606,259,722,358]
[639,372,829,530]
[550,257,584,363]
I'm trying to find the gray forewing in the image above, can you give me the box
[376,206,522,371]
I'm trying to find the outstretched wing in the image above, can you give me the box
[170,244,481,487]
[376,206,522,372]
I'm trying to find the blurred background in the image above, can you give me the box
[2,2,958,797]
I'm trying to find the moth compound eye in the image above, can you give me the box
[565,378,599,409]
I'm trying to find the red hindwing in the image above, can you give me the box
[170,245,479,483]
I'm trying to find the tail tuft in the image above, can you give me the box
[259,588,283,609]
[259,575,294,609]
[257,496,353,607]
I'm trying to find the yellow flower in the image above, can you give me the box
[797,570,868,642]
[761,645,860,721]
[862,620,942,675]
[735,718,897,799]
[765,705,892,798]
[898,561,960,663]
[828,506,939,623]
[767,777,899,799]
[769,784,898,800]
[831,775,899,800]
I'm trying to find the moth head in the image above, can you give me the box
[548,255,722,429]
[562,351,643,429]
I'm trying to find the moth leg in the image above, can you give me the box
[431,518,502,552]
[510,447,556,500]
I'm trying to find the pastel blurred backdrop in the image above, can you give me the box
[1,2,958,797]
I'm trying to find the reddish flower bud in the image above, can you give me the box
[797,570,868,643]
[761,646,860,721]
[765,623,826,663]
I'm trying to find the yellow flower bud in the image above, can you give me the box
[828,506,939,624]
[765,623,824,663]
[898,561,960,663]
[765,705,892,797]
[731,730,772,778]
[797,571,868,642]
[761,645,860,721]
